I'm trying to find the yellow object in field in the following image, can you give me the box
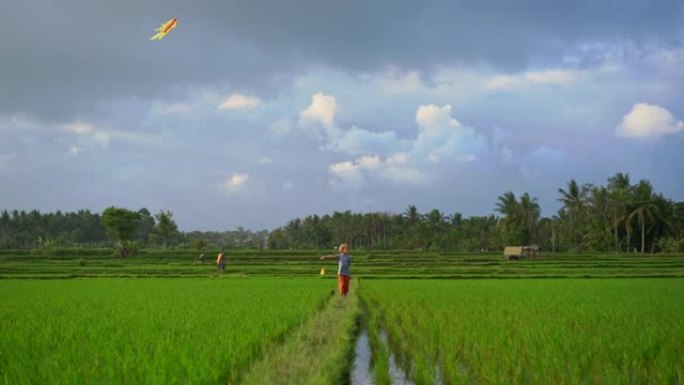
[320,268,326,276]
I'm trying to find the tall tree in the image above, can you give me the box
[607,173,631,253]
[557,179,591,250]
[627,180,660,253]
[154,210,178,248]
[519,193,541,244]
[101,207,140,257]
[135,208,156,245]
[495,191,524,244]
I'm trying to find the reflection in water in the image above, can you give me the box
[351,330,373,385]
[351,326,418,385]
[382,329,416,385]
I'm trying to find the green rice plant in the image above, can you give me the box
[241,285,359,385]
[364,303,391,385]
[360,279,684,385]
[0,278,330,385]
[2,251,684,279]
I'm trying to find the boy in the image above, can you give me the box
[320,243,352,296]
[216,252,225,273]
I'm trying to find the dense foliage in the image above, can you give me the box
[271,173,684,253]
[1,173,682,253]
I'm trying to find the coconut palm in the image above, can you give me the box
[607,173,631,252]
[627,180,659,253]
[496,191,524,244]
[557,179,592,249]
[519,193,541,244]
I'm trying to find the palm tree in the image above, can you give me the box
[496,191,522,244]
[607,173,631,253]
[448,212,463,227]
[496,192,518,218]
[519,193,540,244]
[403,205,420,227]
[627,180,659,253]
[557,179,591,249]
[402,205,421,248]
[590,186,612,250]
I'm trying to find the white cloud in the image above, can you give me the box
[486,75,521,91]
[387,152,410,165]
[525,70,578,85]
[615,103,684,139]
[257,157,272,165]
[224,173,249,191]
[413,104,488,163]
[2,113,40,131]
[328,153,431,189]
[327,126,404,155]
[299,93,338,137]
[217,94,262,110]
[328,161,365,191]
[379,164,431,185]
[416,104,461,130]
[642,47,684,73]
[486,69,579,91]
[152,102,193,115]
[380,67,425,94]
[67,146,82,156]
[62,122,111,147]
[63,122,95,135]
[62,120,162,148]
[357,155,381,170]
[323,104,487,189]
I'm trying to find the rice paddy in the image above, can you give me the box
[0,278,330,385]
[1,250,683,384]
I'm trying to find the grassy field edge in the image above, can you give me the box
[239,283,360,385]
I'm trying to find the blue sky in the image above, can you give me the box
[1,0,683,230]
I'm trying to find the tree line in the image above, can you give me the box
[269,173,684,253]
[1,173,682,254]
[0,207,267,254]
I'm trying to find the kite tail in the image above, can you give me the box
[149,32,165,41]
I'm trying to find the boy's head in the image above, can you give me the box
[339,243,349,254]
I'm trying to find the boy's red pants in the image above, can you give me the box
[337,274,350,296]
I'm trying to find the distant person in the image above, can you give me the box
[217,252,225,273]
[320,243,352,296]
[198,253,205,264]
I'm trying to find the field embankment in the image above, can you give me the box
[1,249,684,279]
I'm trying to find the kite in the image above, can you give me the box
[150,18,178,41]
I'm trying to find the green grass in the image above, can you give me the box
[2,250,684,279]
[241,283,359,385]
[360,279,684,384]
[2,250,684,384]
[0,278,331,385]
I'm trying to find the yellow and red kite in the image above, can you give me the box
[150,18,178,41]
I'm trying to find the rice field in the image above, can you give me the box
[0,278,330,385]
[1,251,684,384]
[2,250,684,279]
[359,279,684,384]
